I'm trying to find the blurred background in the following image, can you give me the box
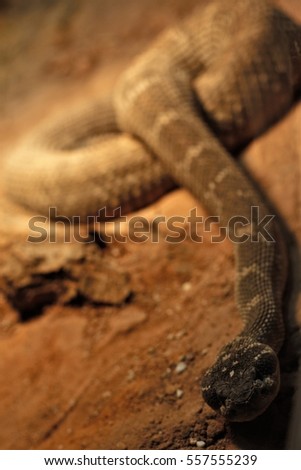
[0,0,300,450]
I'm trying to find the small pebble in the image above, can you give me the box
[182,282,192,292]
[196,440,206,448]
[111,247,121,257]
[116,441,127,450]
[153,293,161,302]
[126,369,136,382]
[148,346,156,355]
[175,330,185,339]
[166,308,174,316]
[165,384,177,395]
[175,361,187,374]
[176,389,184,398]
[163,367,172,377]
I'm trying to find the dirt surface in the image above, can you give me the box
[0,0,301,450]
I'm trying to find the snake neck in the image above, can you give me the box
[240,310,284,354]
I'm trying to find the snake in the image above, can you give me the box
[2,0,301,421]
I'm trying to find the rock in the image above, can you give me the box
[108,307,147,335]
[182,282,192,292]
[196,440,206,448]
[78,267,131,305]
[175,361,187,374]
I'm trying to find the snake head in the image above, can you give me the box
[201,337,280,422]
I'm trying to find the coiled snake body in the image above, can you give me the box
[3,0,301,421]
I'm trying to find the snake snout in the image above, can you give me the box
[201,338,281,421]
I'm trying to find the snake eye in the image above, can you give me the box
[254,350,278,380]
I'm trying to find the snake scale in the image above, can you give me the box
[3,0,301,421]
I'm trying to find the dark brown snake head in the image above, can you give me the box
[201,337,280,422]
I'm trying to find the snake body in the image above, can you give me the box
[3,0,301,421]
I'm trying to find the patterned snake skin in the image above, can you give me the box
[3,0,301,421]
